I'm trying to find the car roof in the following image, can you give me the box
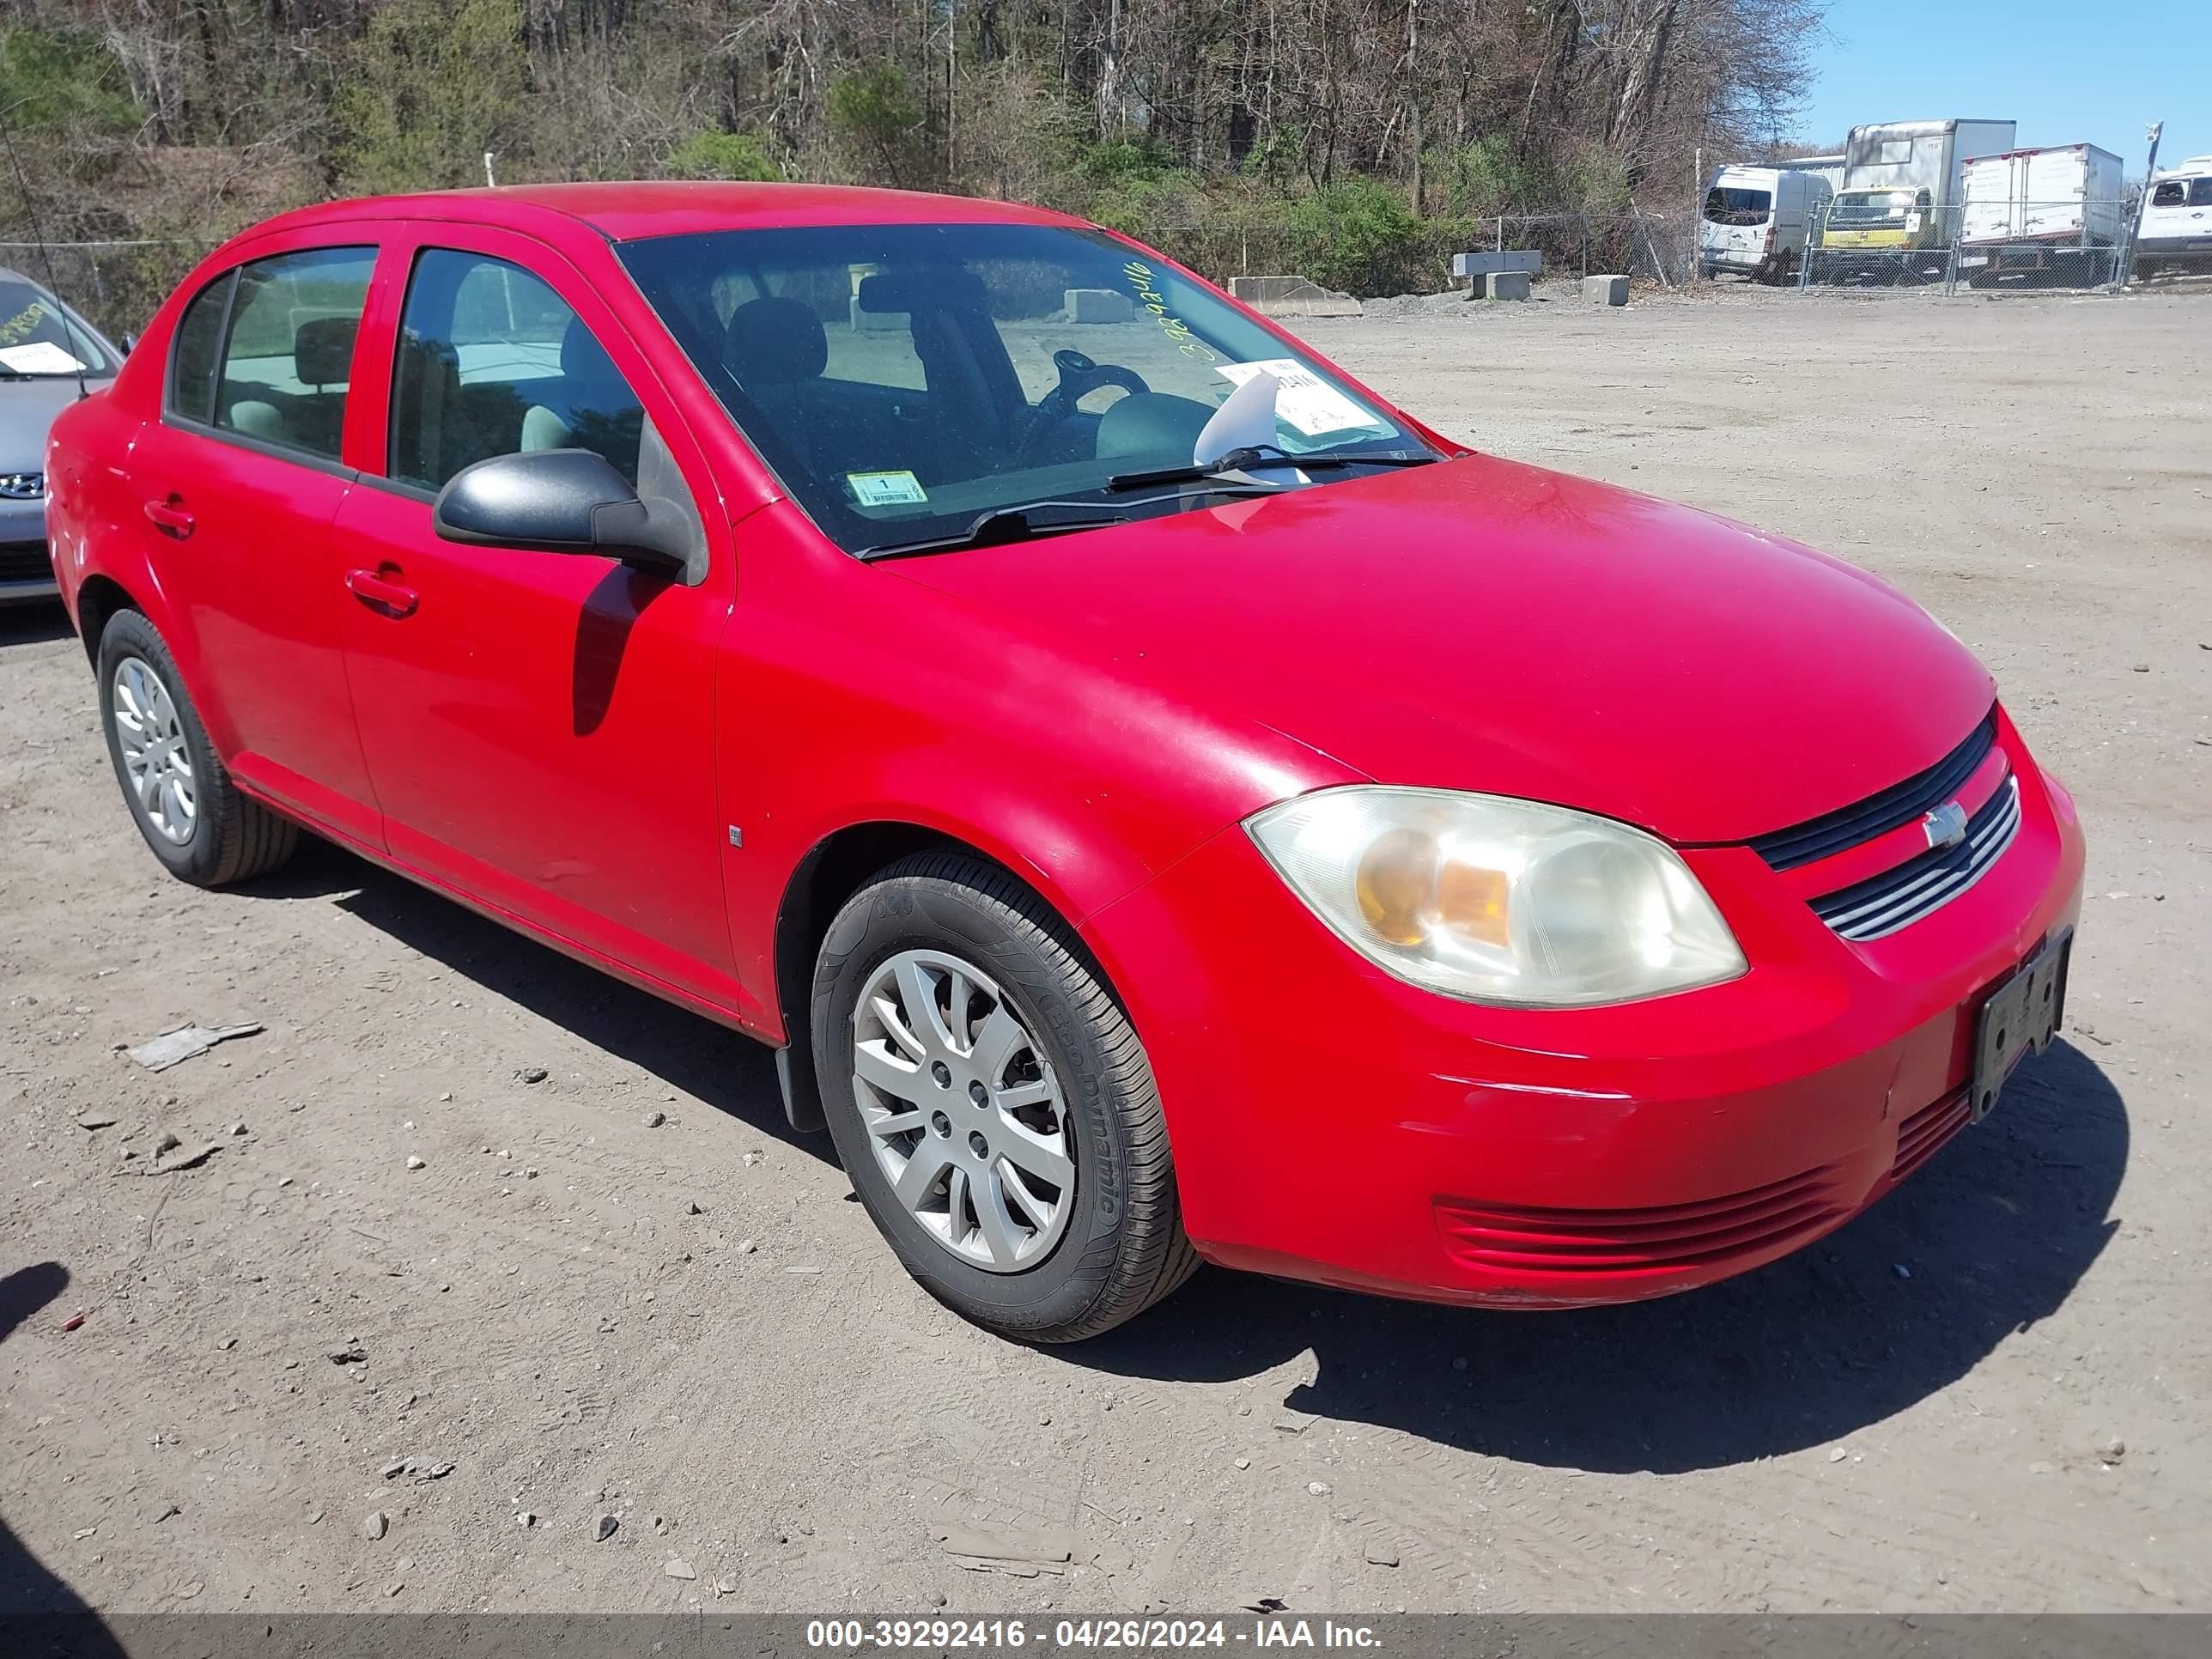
[238,181,1091,245]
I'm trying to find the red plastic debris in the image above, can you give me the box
[60,1310,86,1332]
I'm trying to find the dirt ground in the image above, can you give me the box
[3,283,2208,1620]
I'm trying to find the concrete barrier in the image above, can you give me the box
[1453,250,1543,279]
[1484,270,1532,301]
[1064,288,1134,324]
[1584,274,1630,307]
[1227,275,1364,318]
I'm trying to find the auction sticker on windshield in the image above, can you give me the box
[1216,359,1385,440]
[848,470,928,507]
[0,341,87,375]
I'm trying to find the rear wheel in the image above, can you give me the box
[96,610,297,886]
[811,853,1198,1341]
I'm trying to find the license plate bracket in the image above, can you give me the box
[1971,928,2072,1122]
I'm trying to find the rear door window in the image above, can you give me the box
[208,247,376,461]
[1703,188,1772,226]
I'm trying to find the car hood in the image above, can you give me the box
[891,453,1996,844]
[0,377,102,471]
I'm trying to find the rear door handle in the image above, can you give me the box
[143,497,194,539]
[345,568,419,618]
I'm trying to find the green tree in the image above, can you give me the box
[0,25,140,137]
[666,130,781,182]
[827,64,924,187]
[331,0,531,196]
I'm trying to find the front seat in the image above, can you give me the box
[521,319,639,475]
[719,295,830,461]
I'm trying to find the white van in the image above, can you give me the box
[1698,166,1833,283]
[2135,155,2212,276]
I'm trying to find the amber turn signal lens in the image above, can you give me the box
[1437,859,1510,948]
[1354,826,1435,945]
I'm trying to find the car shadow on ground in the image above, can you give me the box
[256,835,823,1161]
[1068,1039,2125,1474]
[0,604,75,649]
[0,1263,125,1654]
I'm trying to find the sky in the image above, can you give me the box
[1796,1,2211,174]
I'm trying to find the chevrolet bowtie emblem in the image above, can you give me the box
[1922,799,1969,851]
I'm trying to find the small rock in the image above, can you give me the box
[1450,1355,1468,1371]
[594,1513,619,1541]
[518,1511,536,1528]
[155,1132,181,1154]
[386,1581,404,1598]
[685,1201,703,1216]
[1364,1546,1401,1568]
[1234,1456,1251,1470]
[76,1114,118,1131]
[405,1155,426,1171]
[664,1557,696,1580]
[1307,1481,1332,1496]
[736,1238,757,1254]
[2130,664,2148,673]
[2027,1460,2055,1475]
[145,1503,181,1525]
[216,1336,236,1351]
[1827,1447,1848,1462]
[381,1459,405,1479]
[525,1167,538,1179]
[714,1577,737,1597]
[363,1510,388,1540]
[516,1066,549,1085]
[2098,1437,2126,1465]
[228,1121,247,1136]
[328,1344,368,1365]
[928,1591,947,1608]
[1893,1263,1912,1279]
[742,1151,763,1167]
[644,1109,666,1127]
[397,1556,414,1573]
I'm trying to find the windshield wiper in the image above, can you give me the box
[855,481,1285,562]
[1104,446,1439,493]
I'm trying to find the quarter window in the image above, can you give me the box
[2191,179,2212,208]
[387,249,644,490]
[167,273,231,424]
[210,246,376,461]
[2150,181,2185,207]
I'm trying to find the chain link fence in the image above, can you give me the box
[1768,199,2209,296]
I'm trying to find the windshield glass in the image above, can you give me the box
[1703,187,1773,226]
[617,222,1420,555]
[0,277,117,378]
[1829,191,1915,226]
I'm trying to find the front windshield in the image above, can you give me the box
[617,222,1423,555]
[1829,191,1914,226]
[0,277,117,378]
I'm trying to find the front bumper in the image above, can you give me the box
[0,497,56,605]
[1081,710,2086,1309]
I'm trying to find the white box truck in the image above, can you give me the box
[1810,118,2017,283]
[1698,165,1833,282]
[1959,143,2126,286]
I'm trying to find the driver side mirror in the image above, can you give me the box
[433,448,700,582]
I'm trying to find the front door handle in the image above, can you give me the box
[143,497,194,539]
[345,567,419,618]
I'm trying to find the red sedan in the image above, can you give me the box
[44,185,2083,1340]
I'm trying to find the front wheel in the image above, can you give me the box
[811,853,1198,1341]
[96,609,297,886]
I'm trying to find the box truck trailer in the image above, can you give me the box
[1959,143,2126,286]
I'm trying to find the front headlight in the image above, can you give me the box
[1245,787,1747,1007]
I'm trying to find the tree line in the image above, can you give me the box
[1,0,1825,319]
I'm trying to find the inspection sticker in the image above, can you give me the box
[1215,359,1382,438]
[847,470,928,507]
[0,342,88,375]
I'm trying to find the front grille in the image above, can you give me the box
[1811,775,2021,941]
[0,542,53,585]
[1748,711,1998,871]
[1435,1162,1850,1275]
[1892,1085,1971,1183]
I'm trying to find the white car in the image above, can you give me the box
[0,266,125,606]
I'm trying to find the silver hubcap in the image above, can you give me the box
[851,949,1074,1273]
[112,656,196,847]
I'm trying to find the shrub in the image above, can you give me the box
[666,131,781,182]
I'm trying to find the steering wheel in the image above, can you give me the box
[1016,349,1151,465]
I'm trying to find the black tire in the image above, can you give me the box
[811,852,1199,1341]
[96,609,298,887]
